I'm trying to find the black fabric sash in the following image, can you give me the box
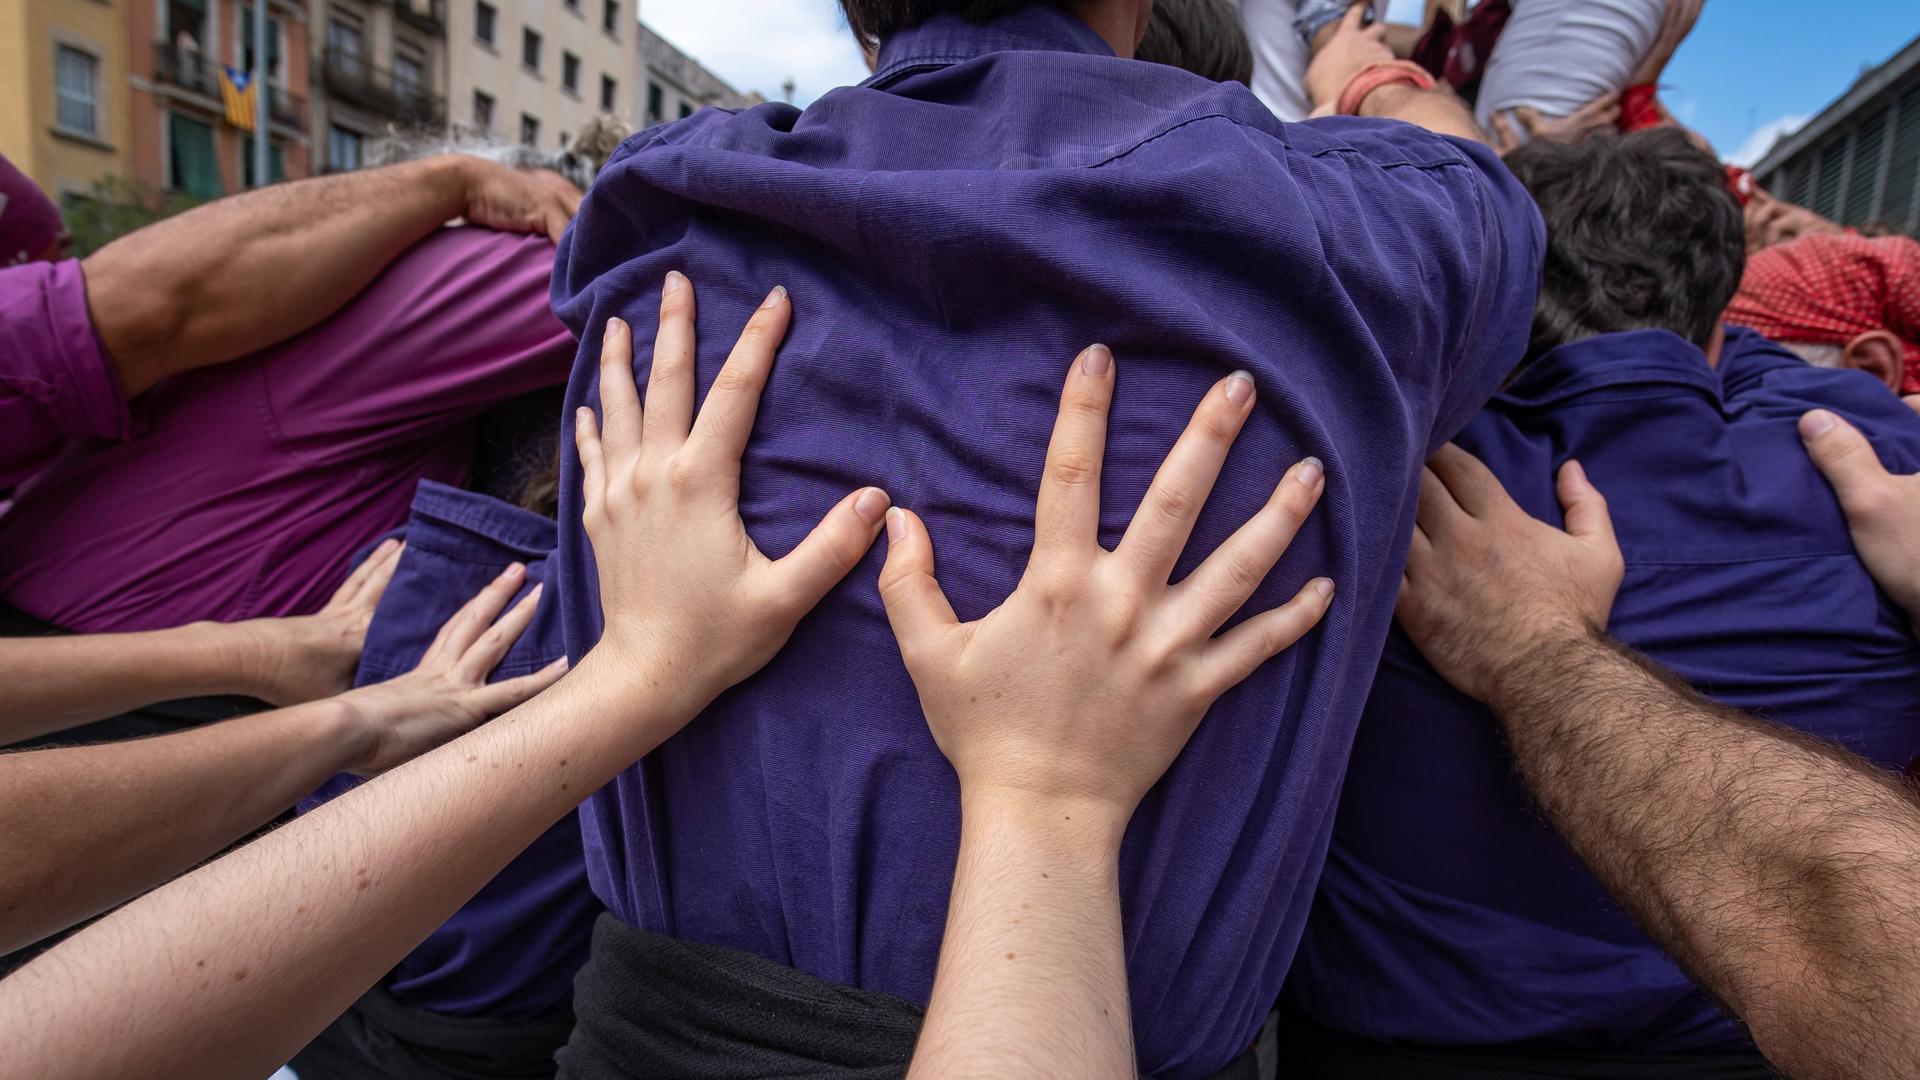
[558,912,1261,1080]
[1273,1008,1781,1080]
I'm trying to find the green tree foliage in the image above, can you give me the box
[58,176,203,258]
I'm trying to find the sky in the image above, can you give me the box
[640,0,1920,166]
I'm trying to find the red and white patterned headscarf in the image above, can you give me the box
[1726,232,1920,394]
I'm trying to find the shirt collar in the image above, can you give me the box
[867,5,1116,90]
[1497,328,1722,411]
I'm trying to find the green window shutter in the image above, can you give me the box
[168,112,224,200]
[242,136,286,186]
[1885,83,1920,235]
[1844,109,1887,226]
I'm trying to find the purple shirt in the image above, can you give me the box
[0,228,573,632]
[548,8,1541,1077]
[302,482,595,1019]
[1285,328,1920,1051]
[0,259,130,492]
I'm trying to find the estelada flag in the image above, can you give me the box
[219,66,257,131]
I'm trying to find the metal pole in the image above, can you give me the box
[253,0,269,185]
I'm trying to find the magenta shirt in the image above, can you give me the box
[0,227,574,632]
[0,259,131,492]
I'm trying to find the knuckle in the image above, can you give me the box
[1150,481,1199,525]
[711,365,757,395]
[1048,449,1099,488]
[664,456,704,493]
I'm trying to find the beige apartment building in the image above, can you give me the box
[309,0,450,172]
[636,20,755,128]
[447,0,630,152]
[0,0,135,199]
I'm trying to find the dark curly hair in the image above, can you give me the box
[1503,127,1745,359]
[1137,0,1253,84]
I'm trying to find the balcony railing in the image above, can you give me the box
[152,43,307,132]
[393,0,446,36]
[321,46,445,127]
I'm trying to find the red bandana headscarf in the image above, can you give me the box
[1725,232,1920,394]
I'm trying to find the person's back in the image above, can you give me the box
[549,5,1540,1074]
[1283,128,1920,1077]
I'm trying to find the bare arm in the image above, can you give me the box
[1398,444,1920,1080]
[886,350,1331,1078]
[0,540,401,746]
[0,565,559,955]
[1305,5,1485,143]
[82,156,582,397]
[0,277,887,1080]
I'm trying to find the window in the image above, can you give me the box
[473,90,494,131]
[329,125,363,171]
[54,45,98,138]
[602,0,618,35]
[646,81,662,124]
[328,18,364,77]
[240,11,285,83]
[395,51,424,98]
[520,113,540,146]
[600,74,617,112]
[678,103,692,120]
[521,27,541,73]
[168,111,223,200]
[562,51,580,94]
[474,0,496,45]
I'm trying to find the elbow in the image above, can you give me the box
[80,250,192,397]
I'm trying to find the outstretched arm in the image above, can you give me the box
[888,352,1332,1079]
[82,155,583,397]
[0,565,560,954]
[1398,445,1920,1080]
[0,277,888,1080]
[0,542,402,746]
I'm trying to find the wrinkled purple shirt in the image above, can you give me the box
[0,228,573,631]
[548,8,1541,1076]
[0,259,131,492]
[1286,328,1920,1051]
[303,482,596,1019]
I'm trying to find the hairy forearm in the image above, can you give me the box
[0,698,370,953]
[909,792,1134,1080]
[82,156,475,396]
[1491,629,1920,1080]
[1361,83,1487,144]
[0,622,269,745]
[0,651,682,1080]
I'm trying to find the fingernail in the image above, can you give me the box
[526,582,544,602]
[576,406,592,424]
[885,507,907,543]
[762,285,788,309]
[1563,459,1587,482]
[854,487,890,524]
[663,271,685,296]
[1225,371,1255,406]
[607,316,626,335]
[501,562,525,579]
[1800,409,1837,441]
[1295,456,1323,487]
[1081,344,1112,378]
[1313,578,1335,600]
[376,538,400,555]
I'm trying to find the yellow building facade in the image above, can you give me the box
[0,0,135,198]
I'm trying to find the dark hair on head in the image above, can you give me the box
[1503,127,1745,359]
[840,0,1067,51]
[1137,0,1253,85]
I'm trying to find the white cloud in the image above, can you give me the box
[640,0,869,105]
[1728,113,1809,168]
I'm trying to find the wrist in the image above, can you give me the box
[959,785,1132,857]
[193,619,277,700]
[1340,61,1437,117]
[307,692,382,774]
[418,155,479,222]
[1481,617,1608,719]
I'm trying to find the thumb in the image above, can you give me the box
[877,507,959,661]
[1801,409,1890,508]
[768,486,891,618]
[1556,459,1617,548]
